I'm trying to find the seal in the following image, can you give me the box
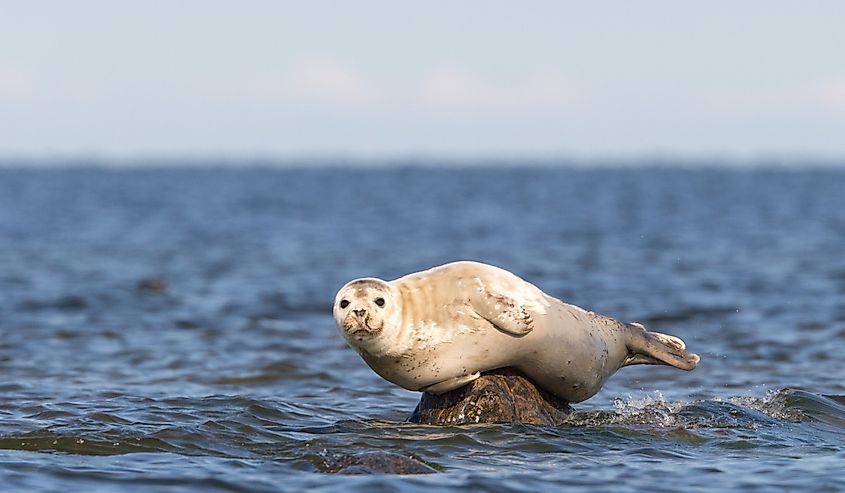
[333,261,700,403]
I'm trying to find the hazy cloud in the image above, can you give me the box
[0,66,37,102]
[252,59,376,109]
[819,78,845,111]
[421,68,578,114]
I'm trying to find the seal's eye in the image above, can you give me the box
[339,299,350,309]
[374,297,385,307]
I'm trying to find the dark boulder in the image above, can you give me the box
[319,451,437,475]
[137,278,167,294]
[408,367,572,426]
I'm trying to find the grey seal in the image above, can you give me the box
[333,261,699,403]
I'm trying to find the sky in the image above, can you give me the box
[1,1,844,161]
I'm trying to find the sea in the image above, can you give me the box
[1,164,843,492]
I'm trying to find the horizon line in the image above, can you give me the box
[1,152,845,169]
[0,153,845,169]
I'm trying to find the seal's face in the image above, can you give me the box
[333,278,396,348]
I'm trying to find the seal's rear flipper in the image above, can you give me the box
[622,322,700,370]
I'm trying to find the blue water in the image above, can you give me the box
[1,165,844,492]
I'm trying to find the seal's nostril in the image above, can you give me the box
[353,309,366,317]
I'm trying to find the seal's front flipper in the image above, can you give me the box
[623,322,700,370]
[470,291,534,337]
[421,372,481,394]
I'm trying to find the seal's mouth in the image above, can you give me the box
[343,314,383,338]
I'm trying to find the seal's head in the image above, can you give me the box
[333,278,400,353]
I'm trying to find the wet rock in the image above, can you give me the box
[319,451,437,475]
[20,295,87,311]
[408,367,572,426]
[137,278,167,293]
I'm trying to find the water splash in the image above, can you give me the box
[611,391,682,426]
[562,389,845,431]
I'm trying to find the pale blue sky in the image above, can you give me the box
[1,1,844,160]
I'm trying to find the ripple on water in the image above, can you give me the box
[0,390,844,487]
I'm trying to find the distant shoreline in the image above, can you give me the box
[1,156,844,170]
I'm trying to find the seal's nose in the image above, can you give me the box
[353,309,366,317]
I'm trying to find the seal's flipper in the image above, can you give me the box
[622,322,700,370]
[470,291,534,337]
[421,372,481,394]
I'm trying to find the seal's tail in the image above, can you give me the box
[622,322,700,370]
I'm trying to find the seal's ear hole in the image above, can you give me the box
[339,299,350,309]
[374,297,385,307]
